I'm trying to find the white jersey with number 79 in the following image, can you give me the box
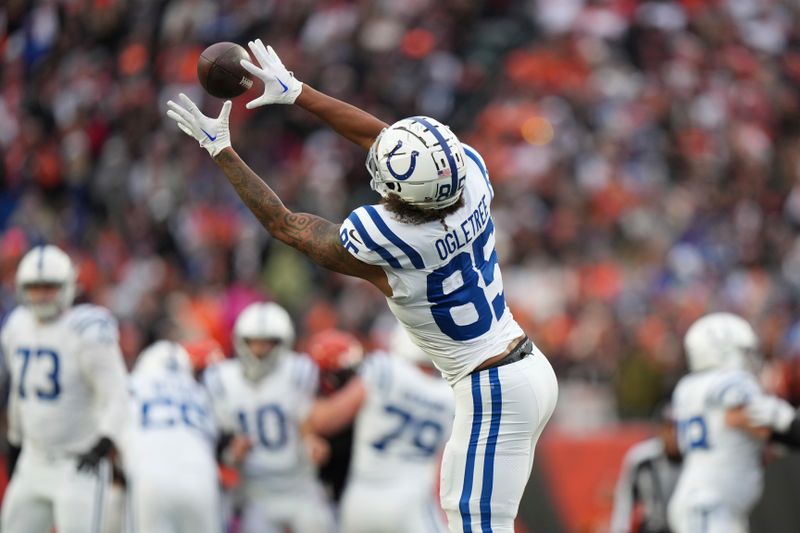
[340,144,525,384]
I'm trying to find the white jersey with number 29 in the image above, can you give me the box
[340,145,525,384]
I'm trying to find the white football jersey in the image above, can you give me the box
[339,145,525,384]
[1,304,129,454]
[349,352,454,485]
[671,369,765,512]
[126,369,218,475]
[203,354,319,492]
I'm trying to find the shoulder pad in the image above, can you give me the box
[340,205,425,270]
[462,144,493,200]
[708,370,760,408]
[289,354,319,393]
[66,304,119,344]
[359,352,394,392]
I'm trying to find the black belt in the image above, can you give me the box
[471,337,533,374]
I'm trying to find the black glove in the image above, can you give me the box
[215,432,234,463]
[76,437,114,473]
[7,444,21,478]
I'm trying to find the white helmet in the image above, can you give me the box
[366,116,467,209]
[390,325,432,366]
[684,313,760,373]
[134,341,192,376]
[15,245,77,321]
[233,302,295,382]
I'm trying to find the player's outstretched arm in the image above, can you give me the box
[294,85,388,150]
[165,94,391,296]
[213,149,389,294]
[240,39,387,149]
[303,376,367,437]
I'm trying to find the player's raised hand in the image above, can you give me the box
[166,93,232,157]
[240,39,303,108]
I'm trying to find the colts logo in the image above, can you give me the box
[386,141,419,180]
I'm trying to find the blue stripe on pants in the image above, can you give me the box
[459,372,483,532]
[480,367,502,532]
[91,460,108,533]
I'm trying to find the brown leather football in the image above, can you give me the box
[197,42,254,99]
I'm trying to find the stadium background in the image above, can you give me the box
[3,0,800,531]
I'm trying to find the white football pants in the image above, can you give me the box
[340,481,448,533]
[668,492,750,533]
[126,466,222,533]
[440,351,558,533]
[1,449,111,533]
[239,482,335,533]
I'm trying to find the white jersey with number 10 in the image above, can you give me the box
[339,145,525,384]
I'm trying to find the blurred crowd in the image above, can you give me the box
[4,0,800,419]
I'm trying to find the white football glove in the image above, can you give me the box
[166,93,231,157]
[240,39,303,108]
[745,395,796,432]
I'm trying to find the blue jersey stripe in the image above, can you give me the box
[347,212,403,269]
[413,116,458,197]
[463,146,493,200]
[480,367,502,531]
[459,372,483,532]
[712,379,752,407]
[363,205,425,269]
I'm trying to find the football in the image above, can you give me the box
[197,42,254,99]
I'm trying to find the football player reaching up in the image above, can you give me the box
[305,324,455,533]
[124,340,222,533]
[166,40,558,533]
[668,313,796,533]
[1,245,129,533]
[203,302,335,533]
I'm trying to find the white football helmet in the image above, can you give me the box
[390,325,433,367]
[684,313,760,373]
[366,116,467,209]
[233,302,295,382]
[134,341,192,376]
[15,245,77,321]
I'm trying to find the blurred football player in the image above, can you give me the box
[166,40,558,533]
[1,244,129,533]
[124,340,221,533]
[306,325,455,533]
[668,313,796,533]
[306,328,364,503]
[204,302,335,533]
[610,406,682,533]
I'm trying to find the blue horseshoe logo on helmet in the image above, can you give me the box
[385,141,419,181]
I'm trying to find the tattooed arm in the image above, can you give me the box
[295,86,388,150]
[213,148,392,296]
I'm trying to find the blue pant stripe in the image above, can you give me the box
[459,372,483,532]
[91,460,108,533]
[480,367,502,531]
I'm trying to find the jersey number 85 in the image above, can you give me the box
[427,220,505,341]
